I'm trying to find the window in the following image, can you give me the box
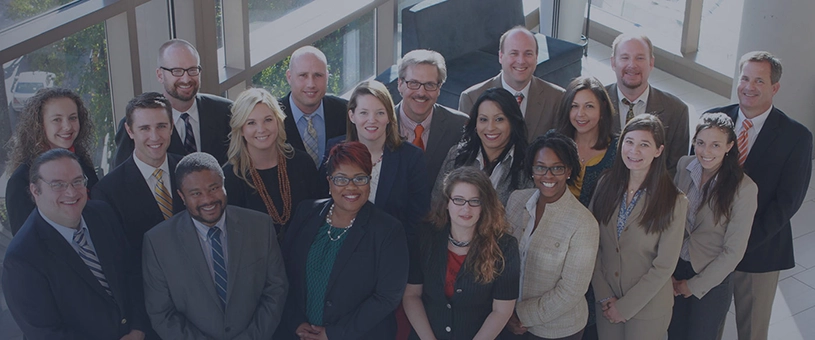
[0,0,77,31]
[592,0,686,49]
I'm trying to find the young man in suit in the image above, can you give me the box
[113,39,233,167]
[707,51,812,340]
[605,33,689,176]
[3,149,149,340]
[281,46,348,168]
[142,152,288,339]
[396,49,468,188]
[458,26,564,143]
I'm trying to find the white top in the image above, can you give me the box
[475,146,515,189]
[735,105,773,157]
[368,160,383,204]
[132,153,172,195]
[501,75,531,117]
[616,85,650,129]
[172,97,201,152]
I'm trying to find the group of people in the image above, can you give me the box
[1,25,811,340]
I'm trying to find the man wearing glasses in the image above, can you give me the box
[3,149,150,340]
[113,39,233,167]
[396,49,468,187]
[458,26,564,143]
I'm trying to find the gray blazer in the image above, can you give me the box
[142,205,288,339]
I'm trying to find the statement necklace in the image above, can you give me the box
[448,233,471,247]
[326,204,355,241]
[248,153,291,225]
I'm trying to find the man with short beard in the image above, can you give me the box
[113,39,232,167]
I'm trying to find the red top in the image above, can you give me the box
[444,249,467,298]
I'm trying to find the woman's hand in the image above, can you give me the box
[506,311,528,335]
[673,278,693,298]
[602,299,626,324]
[296,323,327,340]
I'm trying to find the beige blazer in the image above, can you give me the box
[458,74,564,143]
[590,190,688,321]
[507,189,599,338]
[673,156,758,298]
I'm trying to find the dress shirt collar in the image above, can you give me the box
[617,85,650,107]
[398,104,434,141]
[736,105,772,132]
[191,210,227,239]
[40,209,89,246]
[501,74,531,98]
[172,97,199,124]
[289,95,326,124]
[132,153,170,183]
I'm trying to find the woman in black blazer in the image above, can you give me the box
[5,87,98,235]
[280,141,409,340]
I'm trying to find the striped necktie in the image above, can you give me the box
[153,169,173,220]
[738,119,753,166]
[622,98,636,123]
[180,113,197,154]
[515,92,524,106]
[73,228,113,296]
[208,226,227,309]
[302,115,320,166]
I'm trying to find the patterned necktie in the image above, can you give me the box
[515,92,524,106]
[622,98,636,123]
[180,113,197,154]
[73,228,113,296]
[302,115,320,166]
[413,124,425,151]
[738,119,753,166]
[208,226,227,309]
[153,169,173,220]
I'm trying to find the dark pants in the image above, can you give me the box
[667,259,734,340]
[502,328,585,340]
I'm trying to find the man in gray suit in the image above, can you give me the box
[396,49,469,187]
[458,26,564,143]
[142,152,288,339]
[605,33,689,175]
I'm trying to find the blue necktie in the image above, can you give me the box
[73,228,113,296]
[180,112,197,154]
[208,227,227,309]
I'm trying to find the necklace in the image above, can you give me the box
[448,233,471,247]
[248,152,292,225]
[326,204,355,241]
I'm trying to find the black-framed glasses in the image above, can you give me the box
[160,66,202,77]
[532,165,567,176]
[450,197,482,207]
[329,175,371,186]
[401,78,441,91]
[42,175,88,192]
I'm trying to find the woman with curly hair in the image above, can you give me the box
[5,87,97,234]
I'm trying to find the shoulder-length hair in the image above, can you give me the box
[591,114,680,234]
[455,87,527,189]
[694,112,743,225]
[346,80,402,151]
[226,88,293,189]
[555,76,615,150]
[6,87,94,173]
[427,166,509,284]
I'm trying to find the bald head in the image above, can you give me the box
[157,39,200,67]
[286,46,329,114]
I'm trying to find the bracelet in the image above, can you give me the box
[597,296,614,305]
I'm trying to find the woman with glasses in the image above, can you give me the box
[223,88,320,237]
[403,166,520,340]
[280,141,409,340]
[5,87,98,235]
[668,113,757,340]
[590,114,687,340]
[435,87,531,206]
[503,131,599,340]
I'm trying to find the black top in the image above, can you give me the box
[408,223,520,340]
[223,149,320,236]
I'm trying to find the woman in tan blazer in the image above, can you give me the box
[590,114,688,340]
[504,131,599,340]
[668,113,758,340]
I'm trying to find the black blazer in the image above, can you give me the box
[6,160,99,235]
[2,201,149,339]
[280,93,348,166]
[112,93,233,167]
[279,199,409,340]
[708,104,812,272]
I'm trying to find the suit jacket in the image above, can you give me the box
[280,93,348,166]
[674,156,758,298]
[113,93,233,167]
[606,84,689,176]
[2,201,149,339]
[506,189,599,338]
[280,200,409,340]
[707,104,812,272]
[142,205,288,339]
[458,73,564,143]
[395,102,469,189]
[590,189,688,320]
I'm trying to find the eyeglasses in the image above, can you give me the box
[532,165,567,176]
[450,197,482,207]
[401,78,441,91]
[329,175,371,186]
[42,176,88,192]
[160,66,202,77]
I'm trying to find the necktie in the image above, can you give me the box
[515,92,524,106]
[302,115,320,166]
[737,119,753,166]
[622,98,636,124]
[153,169,173,220]
[413,124,425,151]
[208,226,227,309]
[73,228,113,296]
[180,113,197,154]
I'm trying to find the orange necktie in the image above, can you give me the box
[413,124,425,151]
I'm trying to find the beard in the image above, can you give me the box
[165,80,199,102]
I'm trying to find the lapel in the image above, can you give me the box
[167,154,186,212]
[281,93,306,151]
[375,147,398,209]
[296,201,332,306]
[168,128,186,156]
[525,78,545,133]
[325,202,371,293]
[425,104,447,162]
[123,157,164,221]
[623,192,647,238]
[744,107,781,170]
[196,96,218,153]
[175,212,223,309]
[645,87,667,119]
[83,206,124,307]
[224,207,244,306]
[607,84,622,134]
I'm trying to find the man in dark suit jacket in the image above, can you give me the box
[113,39,232,167]
[707,51,812,340]
[395,49,469,188]
[605,33,689,175]
[281,46,348,168]
[2,149,149,340]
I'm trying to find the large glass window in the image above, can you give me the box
[697,0,743,73]
[0,0,77,31]
[248,0,314,33]
[592,0,686,48]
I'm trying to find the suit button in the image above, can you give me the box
[225,327,231,332]
[445,326,451,332]
[120,318,126,324]
[325,301,333,307]
[455,288,462,293]
[446,303,451,309]
[555,242,560,247]
[614,272,619,277]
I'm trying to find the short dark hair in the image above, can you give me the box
[175,152,224,190]
[125,92,173,128]
[29,149,80,186]
[325,141,373,176]
[525,130,581,186]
